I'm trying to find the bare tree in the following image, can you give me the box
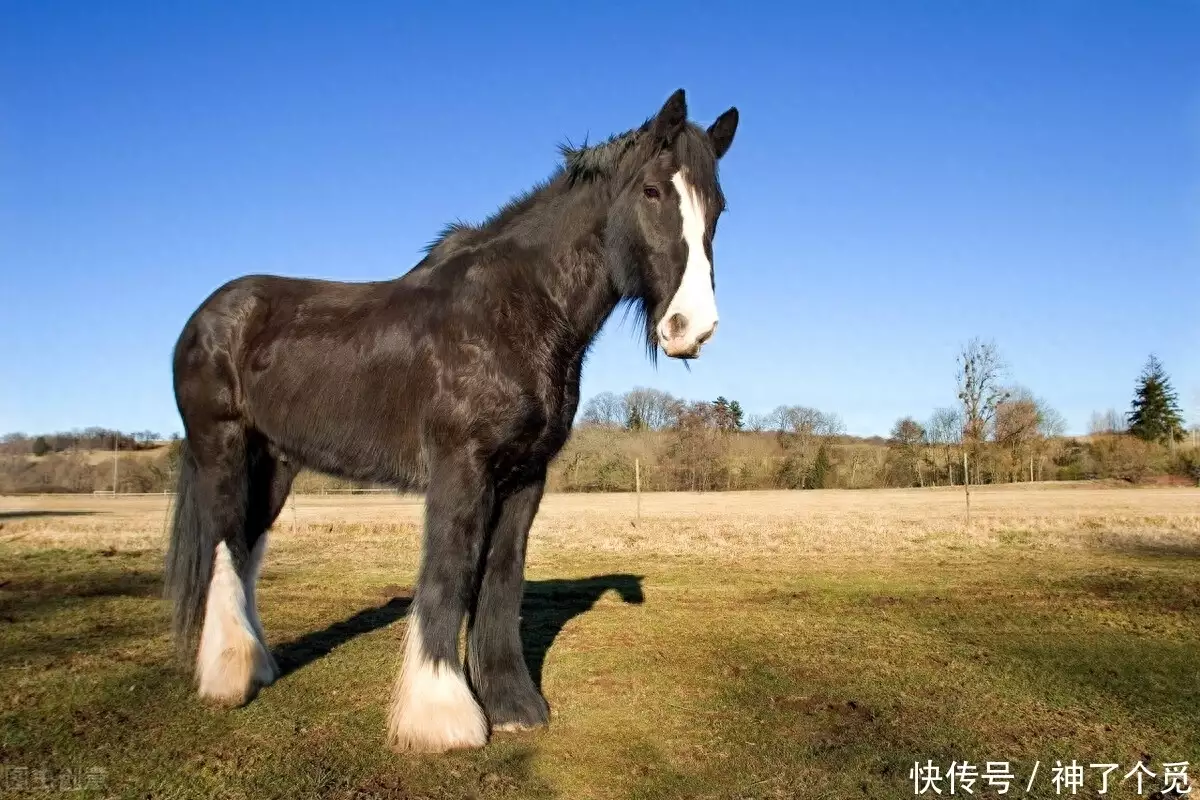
[994,386,1041,482]
[1089,408,1128,435]
[745,413,774,432]
[772,406,843,439]
[772,405,843,488]
[927,407,962,444]
[625,387,681,431]
[890,417,926,447]
[821,411,847,438]
[927,406,963,485]
[667,401,727,490]
[1038,402,1067,438]
[888,416,927,487]
[580,392,625,427]
[956,337,1009,520]
[581,388,681,430]
[1032,398,1068,481]
[956,337,1009,483]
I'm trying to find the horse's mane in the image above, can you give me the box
[421,118,719,262]
[558,127,646,186]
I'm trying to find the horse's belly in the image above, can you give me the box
[243,346,431,488]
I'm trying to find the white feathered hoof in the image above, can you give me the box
[197,637,276,707]
[195,541,277,707]
[386,619,488,753]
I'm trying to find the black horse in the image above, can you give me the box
[164,89,738,753]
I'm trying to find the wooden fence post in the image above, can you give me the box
[635,458,641,527]
[962,450,971,528]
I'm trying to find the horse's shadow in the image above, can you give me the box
[273,573,645,686]
[517,575,645,686]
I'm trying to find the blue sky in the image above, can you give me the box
[2,1,1197,438]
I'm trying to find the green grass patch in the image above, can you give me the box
[2,542,1197,798]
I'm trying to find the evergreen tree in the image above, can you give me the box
[713,396,730,430]
[1127,355,1185,444]
[31,436,50,457]
[729,400,744,431]
[809,444,831,489]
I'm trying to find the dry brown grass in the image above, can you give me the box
[3,482,1197,561]
[2,484,1198,798]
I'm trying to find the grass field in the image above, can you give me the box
[1,484,1198,799]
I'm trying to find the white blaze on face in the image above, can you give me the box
[658,170,718,354]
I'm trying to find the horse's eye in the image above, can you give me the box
[643,185,660,200]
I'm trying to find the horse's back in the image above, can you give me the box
[171,260,566,489]
[172,273,434,481]
[176,273,419,359]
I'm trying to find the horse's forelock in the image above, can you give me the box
[561,121,718,190]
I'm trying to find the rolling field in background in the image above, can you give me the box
[2,484,1198,798]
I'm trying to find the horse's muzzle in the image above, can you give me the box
[660,320,717,359]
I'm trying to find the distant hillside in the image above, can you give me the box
[2,422,1196,495]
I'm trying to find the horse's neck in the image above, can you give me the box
[547,248,620,350]
[491,185,621,352]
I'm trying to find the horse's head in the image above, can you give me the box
[606,89,738,360]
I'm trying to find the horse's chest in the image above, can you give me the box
[534,416,572,458]
[492,404,571,483]
[520,413,571,460]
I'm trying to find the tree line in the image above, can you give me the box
[1,342,1195,494]
[0,428,171,457]
[559,341,1196,492]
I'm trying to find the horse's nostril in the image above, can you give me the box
[667,313,688,338]
[696,322,718,347]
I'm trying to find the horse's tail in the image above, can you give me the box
[163,439,213,661]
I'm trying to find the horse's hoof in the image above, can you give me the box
[387,690,489,752]
[196,641,274,708]
[387,715,489,753]
[482,683,550,733]
[387,655,489,753]
[198,684,259,709]
[491,720,546,733]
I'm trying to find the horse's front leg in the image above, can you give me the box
[387,453,493,753]
[467,474,549,732]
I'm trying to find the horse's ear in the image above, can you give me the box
[708,107,739,159]
[650,88,688,149]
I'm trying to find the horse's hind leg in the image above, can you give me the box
[387,451,491,753]
[190,422,277,706]
[240,436,299,683]
[467,474,549,732]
